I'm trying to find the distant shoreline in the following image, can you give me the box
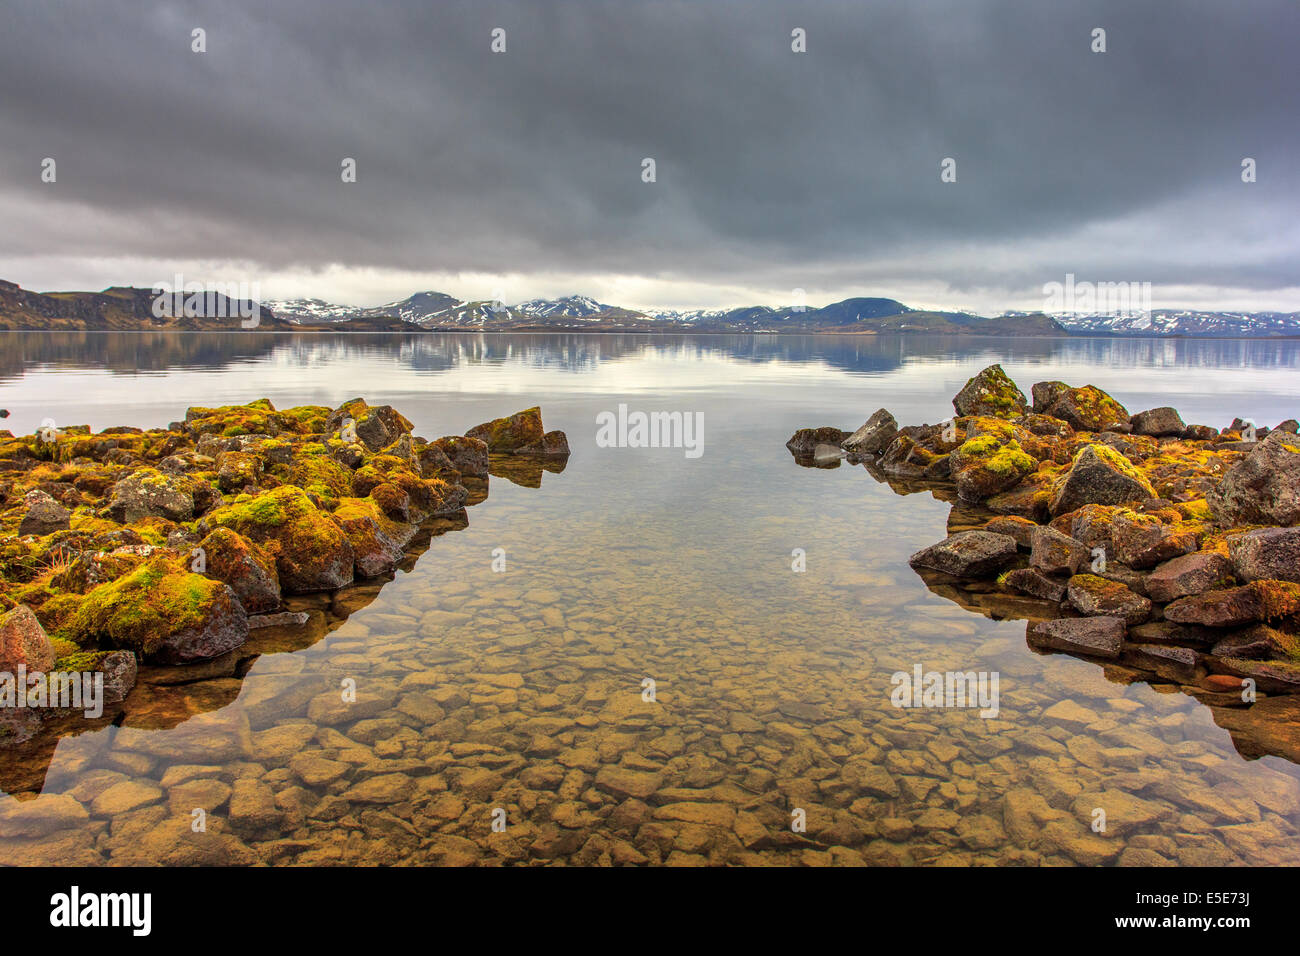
[2,328,1299,341]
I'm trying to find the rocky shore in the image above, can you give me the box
[788,365,1300,700]
[0,398,569,740]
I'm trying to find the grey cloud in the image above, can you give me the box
[0,0,1296,303]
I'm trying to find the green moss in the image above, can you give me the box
[272,453,353,500]
[211,490,289,529]
[60,555,228,655]
[1250,580,1300,622]
[54,650,107,672]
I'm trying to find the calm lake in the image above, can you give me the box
[2,331,1299,866]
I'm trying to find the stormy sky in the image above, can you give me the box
[0,0,1296,313]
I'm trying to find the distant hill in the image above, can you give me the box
[2,279,1296,337]
[1054,309,1300,337]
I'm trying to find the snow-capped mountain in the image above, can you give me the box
[1054,310,1300,336]
[513,295,612,319]
[263,298,357,324]
[254,289,1300,336]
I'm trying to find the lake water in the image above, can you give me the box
[2,331,1299,866]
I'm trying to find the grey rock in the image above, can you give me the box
[1027,616,1126,659]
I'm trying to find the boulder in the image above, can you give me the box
[0,604,55,673]
[1049,445,1155,516]
[215,451,263,493]
[432,436,489,478]
[322,401,414,454]
[1029,526,1089,576]
[1110,511,1198,569]
[522,430,572,457]
[953,365,1028,419]
[207,486,354,592]
[950,436,1037,502]
[1027,617,1125,659]
[786,426,850,458]
[468,406,554,453]
[1055,503,1121,558]
[1210,624,1289,660]
[1003,567,1068,602]
[330,500,408,578]
[1182,424,1219,441]
[985,515,1038,549]
[841,409,898,456]
[879,432,952,480]
[1229,527,1300,584]
[908,531,1018,578]
[1066,574,1151,625]
[1033,383,1130,432]
[66,556,249,663]
[1145,551,1234,603]
[415,442,457,478]
[1130,407,1186,437]
[198,527,281,614]
[18,489,70,536]
[1207,436,1300,526]
[107,470,195,523]
[1165,580,1300,628]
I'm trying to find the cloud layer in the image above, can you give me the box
[1,0,1297,311]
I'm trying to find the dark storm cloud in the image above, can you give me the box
[0,0,1296,301]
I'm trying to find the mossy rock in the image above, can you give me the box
[950,436,1037,502]
[330,497,409,578]
[953,365,1028,420]
[1035,384,1130,433]
[467,407,546,452]
[273,452,355,501]
[1066,573,1151,625]
[1050,444,1156,517]
[61,555,248,663]
[197,527,281,614]
[208,486,354,592]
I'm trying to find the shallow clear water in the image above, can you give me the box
[1,331,1299,866]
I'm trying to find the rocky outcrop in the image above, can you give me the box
[0,398,567,735]
[467,406,571,457]
[788,363,1300,698]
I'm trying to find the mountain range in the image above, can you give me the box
[1,278,1297,337]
